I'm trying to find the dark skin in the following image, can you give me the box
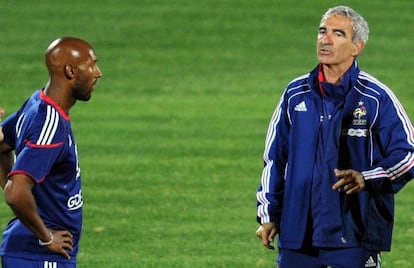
[2,37,102,259]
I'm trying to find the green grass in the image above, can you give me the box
[0,0,413,267]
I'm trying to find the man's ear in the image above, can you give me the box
[64,64,74,79]
[352,41,365,57]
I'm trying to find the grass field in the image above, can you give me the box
[0,0,413,267]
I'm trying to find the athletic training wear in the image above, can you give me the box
[277,247,381,268]
[257,61,414,251]
[1,256,76,268]
[0,90,82,264]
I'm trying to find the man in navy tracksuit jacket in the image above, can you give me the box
[256,6,414,268]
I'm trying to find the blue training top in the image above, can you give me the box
[257,61,414,251]
[1,90,82,263]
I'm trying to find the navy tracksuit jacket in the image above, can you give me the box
[257,61,414,251]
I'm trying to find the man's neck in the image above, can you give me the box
[321,61,353,85]
[43,82,74,114]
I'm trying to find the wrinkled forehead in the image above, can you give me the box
[320,14,354,32]
[321,13,351,23]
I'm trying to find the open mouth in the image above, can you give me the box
[319,49,332,56]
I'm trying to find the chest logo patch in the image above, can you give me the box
[352,100,367,126]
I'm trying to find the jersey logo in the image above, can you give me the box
[43,261,57,268]
[67,189,83,210]
[294,101,307,112]
[352,100,367,126]
[364,255,378,267]
[342,128,368,137]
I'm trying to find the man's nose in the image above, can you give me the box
[96,66,103,78]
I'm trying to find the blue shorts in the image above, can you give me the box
[277,247,381,268]
[1,256,76,268]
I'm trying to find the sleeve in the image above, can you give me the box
[362,91,414,193]
[1,111,18,148]
[256,90,290,226]
[9,106,66,183]
[2,98,31,148]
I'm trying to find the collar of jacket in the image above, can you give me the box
[309,61,360,98]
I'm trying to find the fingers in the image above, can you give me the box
[49,230,74,259]
[60,230,74,246]
[256,225,275,250]
[332,169,365,194]
[57,247,70,260]
[344,183,361,194]
[267,228,276,250]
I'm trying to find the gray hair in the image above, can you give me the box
[322,6,369,44]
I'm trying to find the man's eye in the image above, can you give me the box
[334,31,346,37]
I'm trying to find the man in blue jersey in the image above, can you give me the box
[0,37,102,268]
[256,6,414,268]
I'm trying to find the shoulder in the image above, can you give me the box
[356,71,392,97]
[24,91,68,126]
[20,99,68,145]
[355,71,406,115]
[284,73,312,96]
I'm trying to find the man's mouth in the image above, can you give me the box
[319,48,332,55]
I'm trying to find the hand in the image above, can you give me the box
[255,222,278,250]
[332,168,365,194]
[46,230,74,259]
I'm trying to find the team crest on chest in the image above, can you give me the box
[342,100,369,137]
[352,100,367,126]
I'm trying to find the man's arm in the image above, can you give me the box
[256,92,290,249]
[361,93,414,193]
[4,174,74,259]
[0,142,14,189]
[256,91,289,226]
